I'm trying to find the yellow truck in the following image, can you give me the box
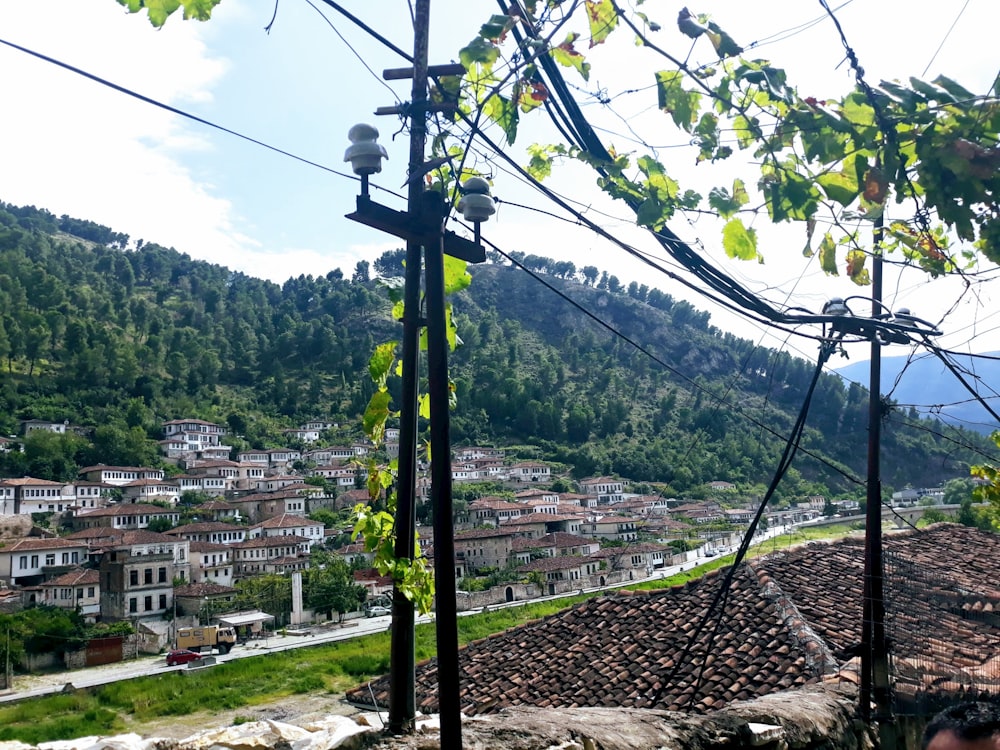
[176,625,236,654]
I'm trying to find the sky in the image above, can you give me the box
[1,0,999,367]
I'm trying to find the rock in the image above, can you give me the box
[179,720,312,750]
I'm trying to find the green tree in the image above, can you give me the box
[304,550,367,622]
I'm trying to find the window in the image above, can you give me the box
[158,567,167,583]
[18,556,27,570]
[144,596,153,611]
[129,598,138,614]
[159,594,167,610]
[87,587,95,597]
[144,568,153,585]
[76,588,83,599]
[130,570,139,586]
[61,553,69,565]
[30,555,38,568]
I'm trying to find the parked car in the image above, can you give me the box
[366,605,392,618]
[166,648,203,667]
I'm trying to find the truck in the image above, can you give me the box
[176,625,237,655]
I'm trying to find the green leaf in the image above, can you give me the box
[368,342,397,387]
[721,218,758,261]
[816,167,859,207]
[846,248,870,284]
[636,196,667,229]
[704,22,743,58]
[443,256,471,295]
[732,114,757,149]
[460,37,500,72]
[637,156,679,199]
[479,14,515,41]
[550,33,591,81]
[655,70,701,132]
[764,168,821,222]
[119,0,221,26]
[363,391,392,443]
[585,0,618,47]
[841,93,876,131]
[909,76,957,103]
[819,232,838,275]
[484,94,519,144]
[708,178,747,219]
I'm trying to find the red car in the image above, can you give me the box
[166,649,202,667]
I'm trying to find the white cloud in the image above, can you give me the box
[0,0,249,269]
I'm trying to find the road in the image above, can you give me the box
[0,523,804,703]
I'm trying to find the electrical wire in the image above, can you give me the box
[646,337,841,709]
[0,37,363,186]
[475,231,867,488]
[921,0,973,78]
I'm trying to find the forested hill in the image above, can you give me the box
[0,201,991,498]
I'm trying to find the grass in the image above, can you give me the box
[0,524,857,743]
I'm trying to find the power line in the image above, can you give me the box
[921,0,973,78]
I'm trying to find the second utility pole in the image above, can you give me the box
[386,0,431,733]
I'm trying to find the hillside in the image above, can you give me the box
[0,200,993,498]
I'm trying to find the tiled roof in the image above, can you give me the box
[234,535,309,549]
[3,537,87,551]
[251,513,321,529]
[76,503,175,517]
[166,522,243,535]
[455,528,515,541]
[39,568,99,587]
[189,541,229,553]
[174,581,236,597]
[347,524,1000,716]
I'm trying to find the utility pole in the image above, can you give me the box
[344,1,484,741]
[383,0,432,731]
[860,215,897,750]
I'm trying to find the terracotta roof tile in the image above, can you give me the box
[348,524,1000,715]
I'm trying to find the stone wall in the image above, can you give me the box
[369,683,876,750]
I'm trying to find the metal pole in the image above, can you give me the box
[424,200,462,747]
[387,0,431,733]
[861,216,896,748]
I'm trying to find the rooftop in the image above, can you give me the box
[348,524,1000,716]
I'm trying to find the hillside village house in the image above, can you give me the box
[516,555,602,592]
[175,473,231,497]
[0,477,78,515]
[511,532,601,564]
[188,542,234,585]
[508,461,551,483]
[72,503,181,531]
[99,530,191,620]
[166,521,247,545]
[468,497,525,527]
[455,528,515,572]
[0,537,90,587]
[120,478,181,505]
[231,535,311,577]
[173,581,237,618]
[578,516,642,542]
[309,463,362,488]
[19,418,68,435]
[282,427,322,443]
[161,418,229,455]
[247,513,324,546]
[579,476,625,505]
[77,465,165,486]
[38,568,100,621]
